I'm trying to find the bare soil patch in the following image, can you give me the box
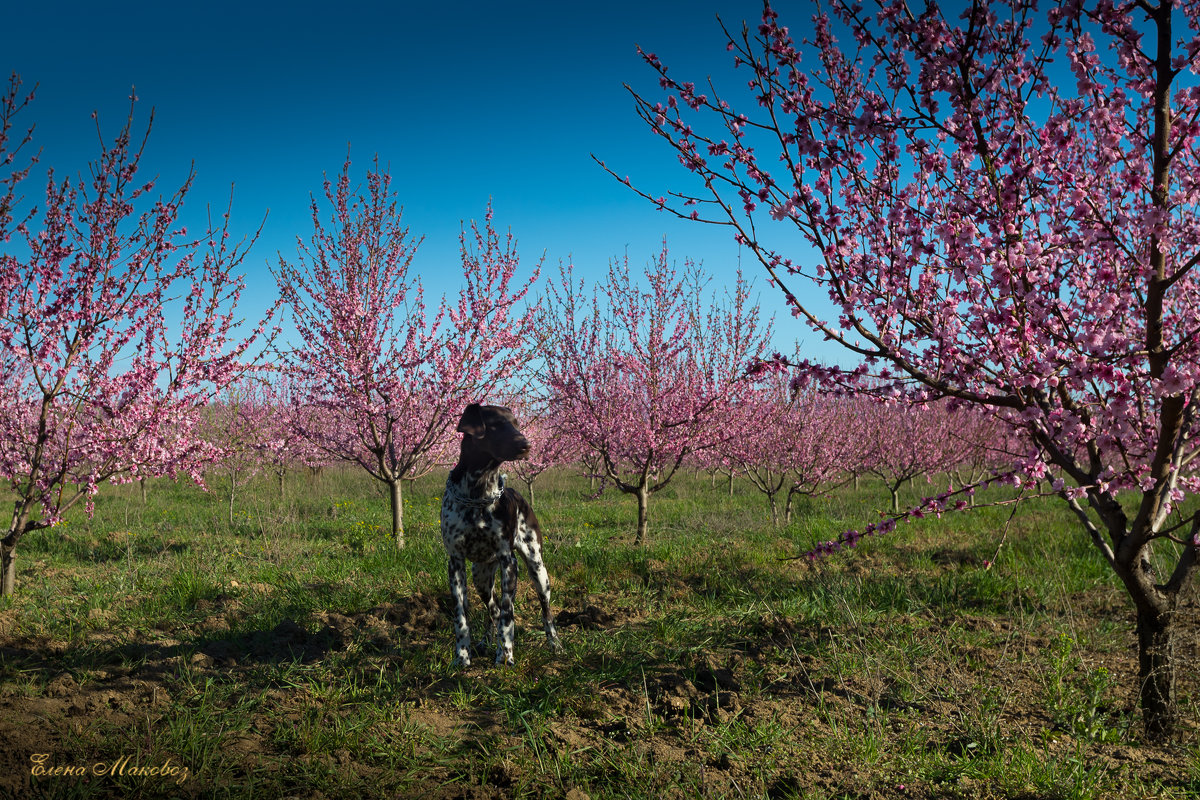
[2,534,1198,798]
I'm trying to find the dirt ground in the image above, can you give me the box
[1,568,1198,798]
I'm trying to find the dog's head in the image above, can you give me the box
[455,403,531,462]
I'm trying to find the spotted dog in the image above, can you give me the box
[441,403,562,666]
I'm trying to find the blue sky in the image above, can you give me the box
[7,1,837,362]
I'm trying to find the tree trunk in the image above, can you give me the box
[1137,603,1177,741]
[784,489,796,526]
[2,510,28,597]
[0,540,16,598]
[228,470,238,526]
[1115,539,1190,743]
[728,471,734,497]
[390,479,405,549]
[767,494,779,527]
[890,484,901,514]
[278,470,286,499]
[139,478,148,505]
[634,484,650,546]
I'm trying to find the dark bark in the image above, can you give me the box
[0,540,16,598]
[1137,603,1177,741]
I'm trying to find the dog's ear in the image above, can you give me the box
[456,403,487,437]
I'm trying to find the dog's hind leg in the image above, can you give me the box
[518,544,562,653]
[472,559,500,649]
[495,553,518,666]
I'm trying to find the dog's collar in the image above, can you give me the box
[445,473,506,508]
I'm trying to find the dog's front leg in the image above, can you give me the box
[448,554,472,666]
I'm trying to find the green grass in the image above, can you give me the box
[2,466,1198,799]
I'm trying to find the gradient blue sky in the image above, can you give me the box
[7,1,839,362]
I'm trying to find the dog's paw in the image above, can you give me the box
[452,654,472,668]
[495,651,515,667]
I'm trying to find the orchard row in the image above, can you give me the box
[197,369,1012,538]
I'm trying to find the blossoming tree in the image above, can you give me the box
[617,0,1200,740]
[201,378,270,525]
[733,373,859,526]
[504,399,580,508]
[0,77,275,595]
[943,405,1015,505]
[543,246,770,544]
[860,399,954,513]
[273,157,538,548]
[255,373,329,497]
